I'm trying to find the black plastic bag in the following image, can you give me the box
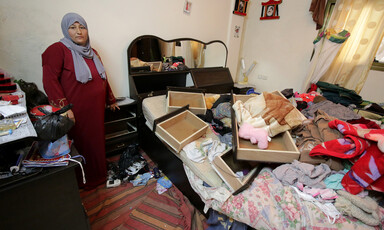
[14,79,49,110]
[33,104,74,141]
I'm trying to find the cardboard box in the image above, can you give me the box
[232,93,302,163]
[166,91,207,115]
[154,107,208,153]
[212,148,258,193]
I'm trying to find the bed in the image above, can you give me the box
[127,35,384,229]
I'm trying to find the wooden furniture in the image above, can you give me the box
[104,98,138,156]
[0,143,89,230]
[127,35,233,215]
[0,85,89,229]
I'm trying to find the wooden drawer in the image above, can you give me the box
[105,105,136,123]
[105,120,137,140]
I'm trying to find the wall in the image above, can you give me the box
[1,0,382,101]
[238,1,318,93]
[359,70,384,102]
[0,0,233,97]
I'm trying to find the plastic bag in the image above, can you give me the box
[14,79,49,110]
[33,104,74,141]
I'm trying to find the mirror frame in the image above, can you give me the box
[127,35,228,75]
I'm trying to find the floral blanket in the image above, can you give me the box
[184,166,384,229]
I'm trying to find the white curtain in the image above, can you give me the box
[303,0,384,93]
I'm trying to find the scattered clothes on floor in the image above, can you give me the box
[156,176,172,194]
[106,144,150,187]
[206,209,247,230]
[117,144,150,182]
[131,172,152,186]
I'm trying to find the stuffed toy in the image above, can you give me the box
[238,122,271,149]
[205,94,220,109]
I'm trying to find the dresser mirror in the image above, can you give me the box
[127,35,228,74]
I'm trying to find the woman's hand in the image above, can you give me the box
[109,103,120,112]
[66,109,76,123]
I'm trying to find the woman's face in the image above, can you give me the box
[67,22,88,46]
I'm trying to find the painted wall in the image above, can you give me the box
[0,0,233,97]
[238,1,384,102]
[0,0,383,102]
[359,70,384,102]
[238,1,318,93]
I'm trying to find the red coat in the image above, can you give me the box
[42,42,116,188]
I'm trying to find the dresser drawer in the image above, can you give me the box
[105,133,138,154]
[105,106,136,123]
[105,120,137,140]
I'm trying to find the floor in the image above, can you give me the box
[79,149,207,230]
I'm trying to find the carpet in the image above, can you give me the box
[80,150,207,230]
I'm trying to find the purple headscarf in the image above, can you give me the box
[60,13,106,83]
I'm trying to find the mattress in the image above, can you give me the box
[142,95,167,131]
[142,95,224,187]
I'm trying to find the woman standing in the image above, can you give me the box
[42,13,119,189]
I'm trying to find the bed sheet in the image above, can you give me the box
[141,95,224,187]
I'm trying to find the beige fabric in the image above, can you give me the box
[233,92,304,137]
[320,0,384,93]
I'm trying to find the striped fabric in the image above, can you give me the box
[80,151,207,229]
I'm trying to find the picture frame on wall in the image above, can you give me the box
[260,0,282,20]
[233,0,249,16]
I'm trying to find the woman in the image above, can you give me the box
[42,12,119,189]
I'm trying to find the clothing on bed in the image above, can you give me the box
[301,99,361,120]
[293,109,344,169]
[232,92,303,137]
[309,119,384,195]
[185,165,384,229]
[272,160,331,188]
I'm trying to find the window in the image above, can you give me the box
[372,36,384,71]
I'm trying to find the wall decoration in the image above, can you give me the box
[233,0,249,16]
[234,26,241,38]
[260,0,282,20]
[184,0,192,14]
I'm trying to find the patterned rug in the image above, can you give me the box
[79,150,207,230]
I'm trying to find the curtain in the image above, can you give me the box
[191,41,205,68]
[302,29,350,92]
[304,0,384,93]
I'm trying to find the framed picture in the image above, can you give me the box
[233,0,249,16]
[260,0,282,20]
